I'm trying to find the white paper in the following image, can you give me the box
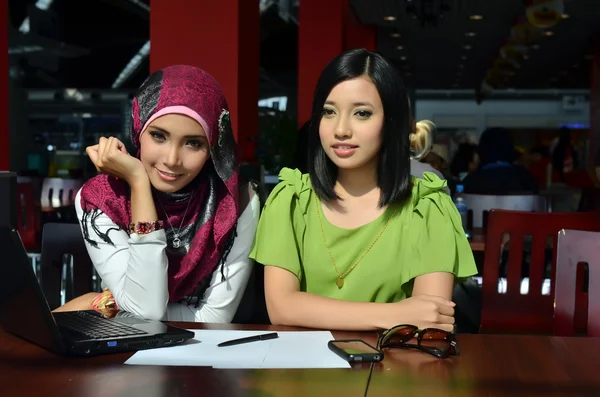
[124,330,350,369]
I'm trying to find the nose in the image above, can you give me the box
[333,115,352,140]
[163,144,182,168]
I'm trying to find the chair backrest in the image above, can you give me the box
[578,188,600,211]
[40,178,84,209]
[16,182,39,251]
[480,209,600,334]
[0,172,17,228]
[40,223,97,309]
[554,229,600,337]
[461,194,546,229]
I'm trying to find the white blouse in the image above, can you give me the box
[74,189,260,322]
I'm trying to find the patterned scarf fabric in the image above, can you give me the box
[80,65,240,302]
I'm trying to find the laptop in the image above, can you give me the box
[0,226,194,356]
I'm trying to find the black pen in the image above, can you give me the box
[217,332,279,347]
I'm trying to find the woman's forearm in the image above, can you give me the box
[268,290,391,331]
[130,176,159,224]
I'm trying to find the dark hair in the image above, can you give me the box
[477,127,515,166]
[294,120,311,174]
[450,143,478,177]
[307,48,412,207]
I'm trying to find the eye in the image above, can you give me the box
[322,108,335,117]
[150,131,165,141]
[355,110,372,119]
[186,140,204,149]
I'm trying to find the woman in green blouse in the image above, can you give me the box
[250,49,477,331]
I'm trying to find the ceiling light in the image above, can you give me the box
[396,46,404,50]
[561,13,569,19]
[400,56,407,60]
[465,32,476,37]
[463,45,472,50]
[523,54,530,60]
[531,44,540,50]
[469,15,483,20]
[391,32,401,38]
[384,16,396,21]
[458,64,464,69]
[461,55,467,60]
[544,31,554,36]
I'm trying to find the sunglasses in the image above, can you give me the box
[376,324,460,359]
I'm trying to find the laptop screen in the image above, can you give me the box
[0,227,65,354]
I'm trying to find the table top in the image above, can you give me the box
[2,323,600,397]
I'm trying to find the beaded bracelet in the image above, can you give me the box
[128,220,164,235]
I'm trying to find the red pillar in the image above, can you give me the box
[298,1,377,127]
[591,38,600,168]
[150,0,259,162]
[344,4,377,51]
[0,0,8,170]
[297,0,345,127]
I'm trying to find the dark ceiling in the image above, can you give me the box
[9,0,151,89]
[8,0,299,92]
[351,0,600,90]
[7,0,600,92]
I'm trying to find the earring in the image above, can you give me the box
[218,109,230,147]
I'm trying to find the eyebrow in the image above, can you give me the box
[324,100,374,108]
[149,126,207,139]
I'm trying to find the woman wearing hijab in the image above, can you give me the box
[55,65,260,322]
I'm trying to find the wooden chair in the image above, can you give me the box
[480,210,600,334]
[554,229,600,337]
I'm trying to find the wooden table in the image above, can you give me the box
[2,323,600,397]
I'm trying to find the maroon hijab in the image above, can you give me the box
[80,65,239,302]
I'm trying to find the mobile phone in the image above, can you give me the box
[328,339,384,363]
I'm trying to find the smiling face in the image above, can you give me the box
[139,113,211,193]
[318,76,384,172]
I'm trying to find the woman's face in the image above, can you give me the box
[319,76,384,172]
[469,153,480,173]
[139,114,210,193]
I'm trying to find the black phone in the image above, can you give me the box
[328,339,384,363]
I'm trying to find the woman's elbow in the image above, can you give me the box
[117,295,168,321]
[265,297,293,326]
[137,305,167,321]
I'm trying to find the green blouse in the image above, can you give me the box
[249,168,477,303]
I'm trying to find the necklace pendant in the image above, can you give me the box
[172,236,181,249]
[336,278,344,289]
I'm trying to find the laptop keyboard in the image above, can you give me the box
[55,311,148,339]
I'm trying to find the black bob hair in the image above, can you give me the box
[307,48,412,207]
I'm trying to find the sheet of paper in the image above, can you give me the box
[124,330,350,369]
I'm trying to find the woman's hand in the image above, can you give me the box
[387,294,456,332]
[86,137,147,186]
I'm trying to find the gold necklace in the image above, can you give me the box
[314,195,400,289]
